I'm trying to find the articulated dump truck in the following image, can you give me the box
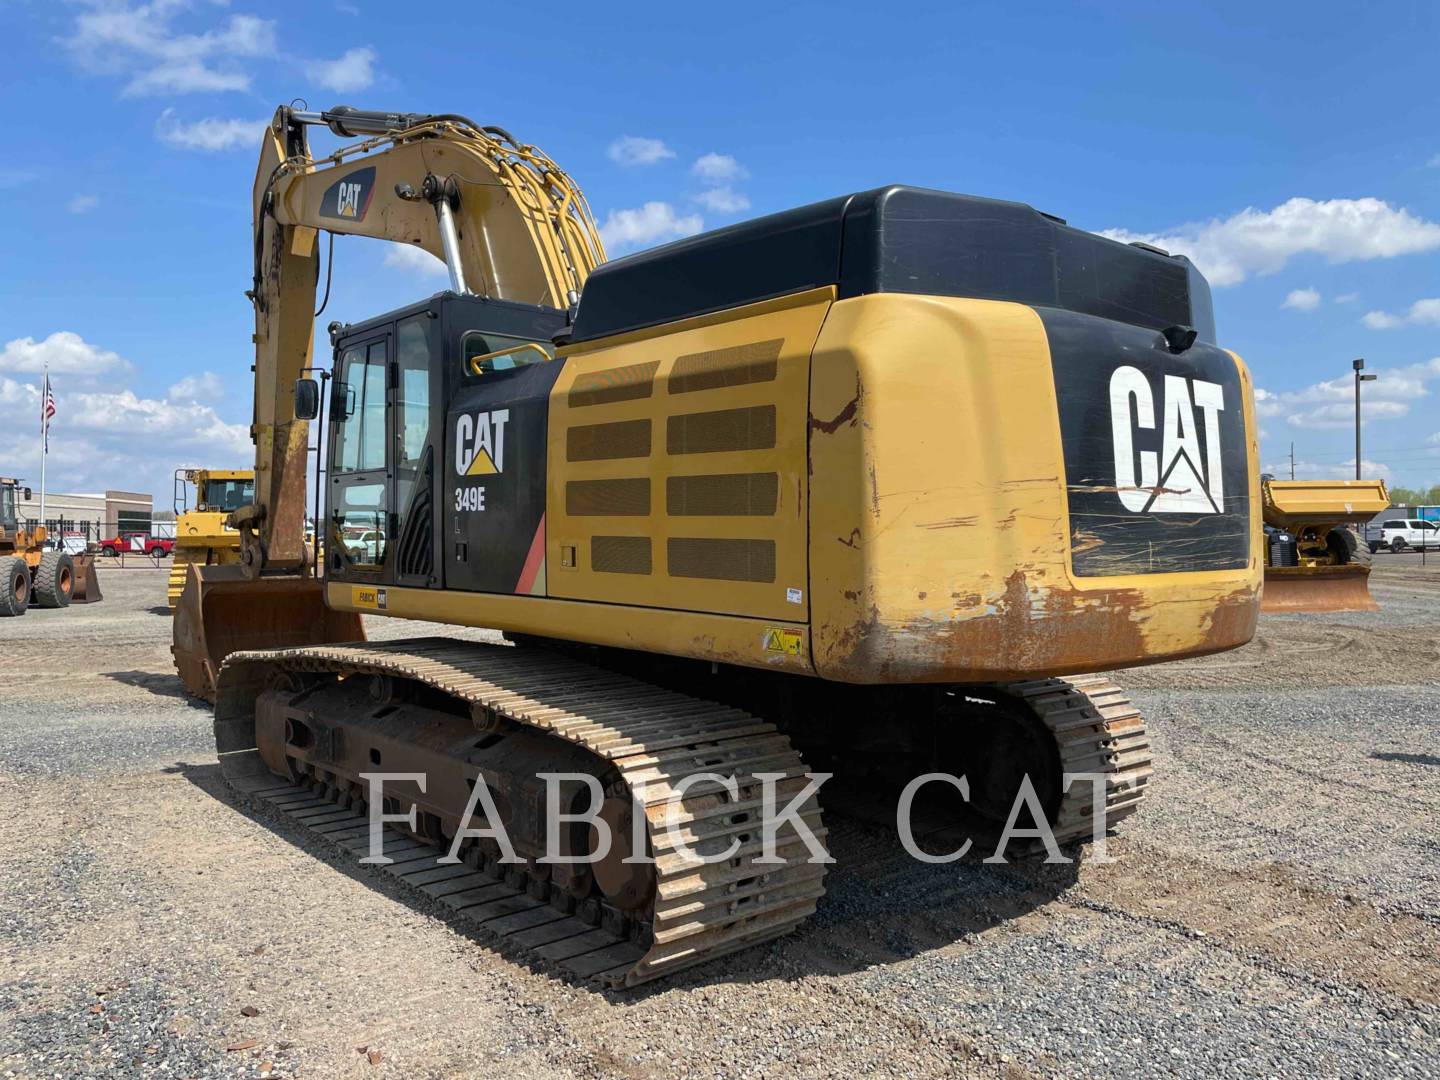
[175,104,1266,987]
[1260,477,1389,613]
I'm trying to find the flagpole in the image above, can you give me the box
[39,360,47,532]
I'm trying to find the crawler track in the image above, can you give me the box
[215,639,828,988]
[214,641,1148,987]
[1011,675,1152,842]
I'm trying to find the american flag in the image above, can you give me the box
[41,373,55,453]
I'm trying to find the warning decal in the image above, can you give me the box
[762,627,804,656]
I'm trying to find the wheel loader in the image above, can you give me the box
[0,477,102,616]
[167,468,254,608]
[1260,477,1389,612]
[176,105,1262,986]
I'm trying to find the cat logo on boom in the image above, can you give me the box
[319,167,375,222]
[1108,366,1226,515]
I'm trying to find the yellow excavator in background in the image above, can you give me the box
[177,104,1264,986]
[167,468,254,608]
[1260,477,1389,612]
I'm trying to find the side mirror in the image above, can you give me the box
[294,377,321,420]
[23,487,32,500]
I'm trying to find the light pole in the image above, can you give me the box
[1353,358,1376,480]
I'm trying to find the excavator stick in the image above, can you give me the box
[1261,564,1378,613]
[172,564,364,702]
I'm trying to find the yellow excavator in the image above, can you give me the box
[167,468,254,608]
[176,104,1263,986]
[1260,477,1389,612]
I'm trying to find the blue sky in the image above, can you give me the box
[3,0,1439,503]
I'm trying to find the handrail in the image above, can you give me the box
[467,341,553,376]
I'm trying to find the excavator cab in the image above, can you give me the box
[175,294,566,699]
[323,294,565,598]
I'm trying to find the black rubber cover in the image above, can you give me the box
[571,186,1215,345]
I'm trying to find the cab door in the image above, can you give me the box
[328,331,391,581]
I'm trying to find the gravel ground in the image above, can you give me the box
[0,565,1436,1078]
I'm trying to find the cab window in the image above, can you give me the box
[202,479,253,511]
[334,340,388,473]
[461,331,553,376]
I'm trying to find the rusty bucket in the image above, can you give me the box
[172,564,365,702]
[70,554,102,604]
[1261,565,1378,614]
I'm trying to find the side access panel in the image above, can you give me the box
[545,288,832,623]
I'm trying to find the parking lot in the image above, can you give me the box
[0,564,1436,1078]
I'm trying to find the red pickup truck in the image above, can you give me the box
[98,532,174,557]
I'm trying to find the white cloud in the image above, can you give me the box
[68,2,276,97]
[384,244,448,276]
[155,108,268,152]
[0,377,38,408]
[1256,357,1440,429]
[1335,292,1359,304]
[0,332,131,382]
[1361,298,1440,330]
[167,371,224,403]
[607,136,675,167]
[0,332,250,500]
[68,194,100,215]
[694,186,750,213]
[304,46,376,92]
[1252,387,1285,418]
[64,389,249,451]
[1102,197,1440,287]
[599,202,703,250]
[692,153,747,184]
[1281,287,1320,312]
[1264,457,1393,480]
[1283,400,1409,428]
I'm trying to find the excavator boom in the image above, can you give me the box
[173,105,605,699]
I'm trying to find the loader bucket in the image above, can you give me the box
[1261,565,1378,614]
[172,564,365,702]
[70,555,102,604]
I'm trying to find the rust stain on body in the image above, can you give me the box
[809,395,859,435]
[826,568,1259,684]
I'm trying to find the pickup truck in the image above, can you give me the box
[1366,518,1440,553]
[98,532,174,557]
